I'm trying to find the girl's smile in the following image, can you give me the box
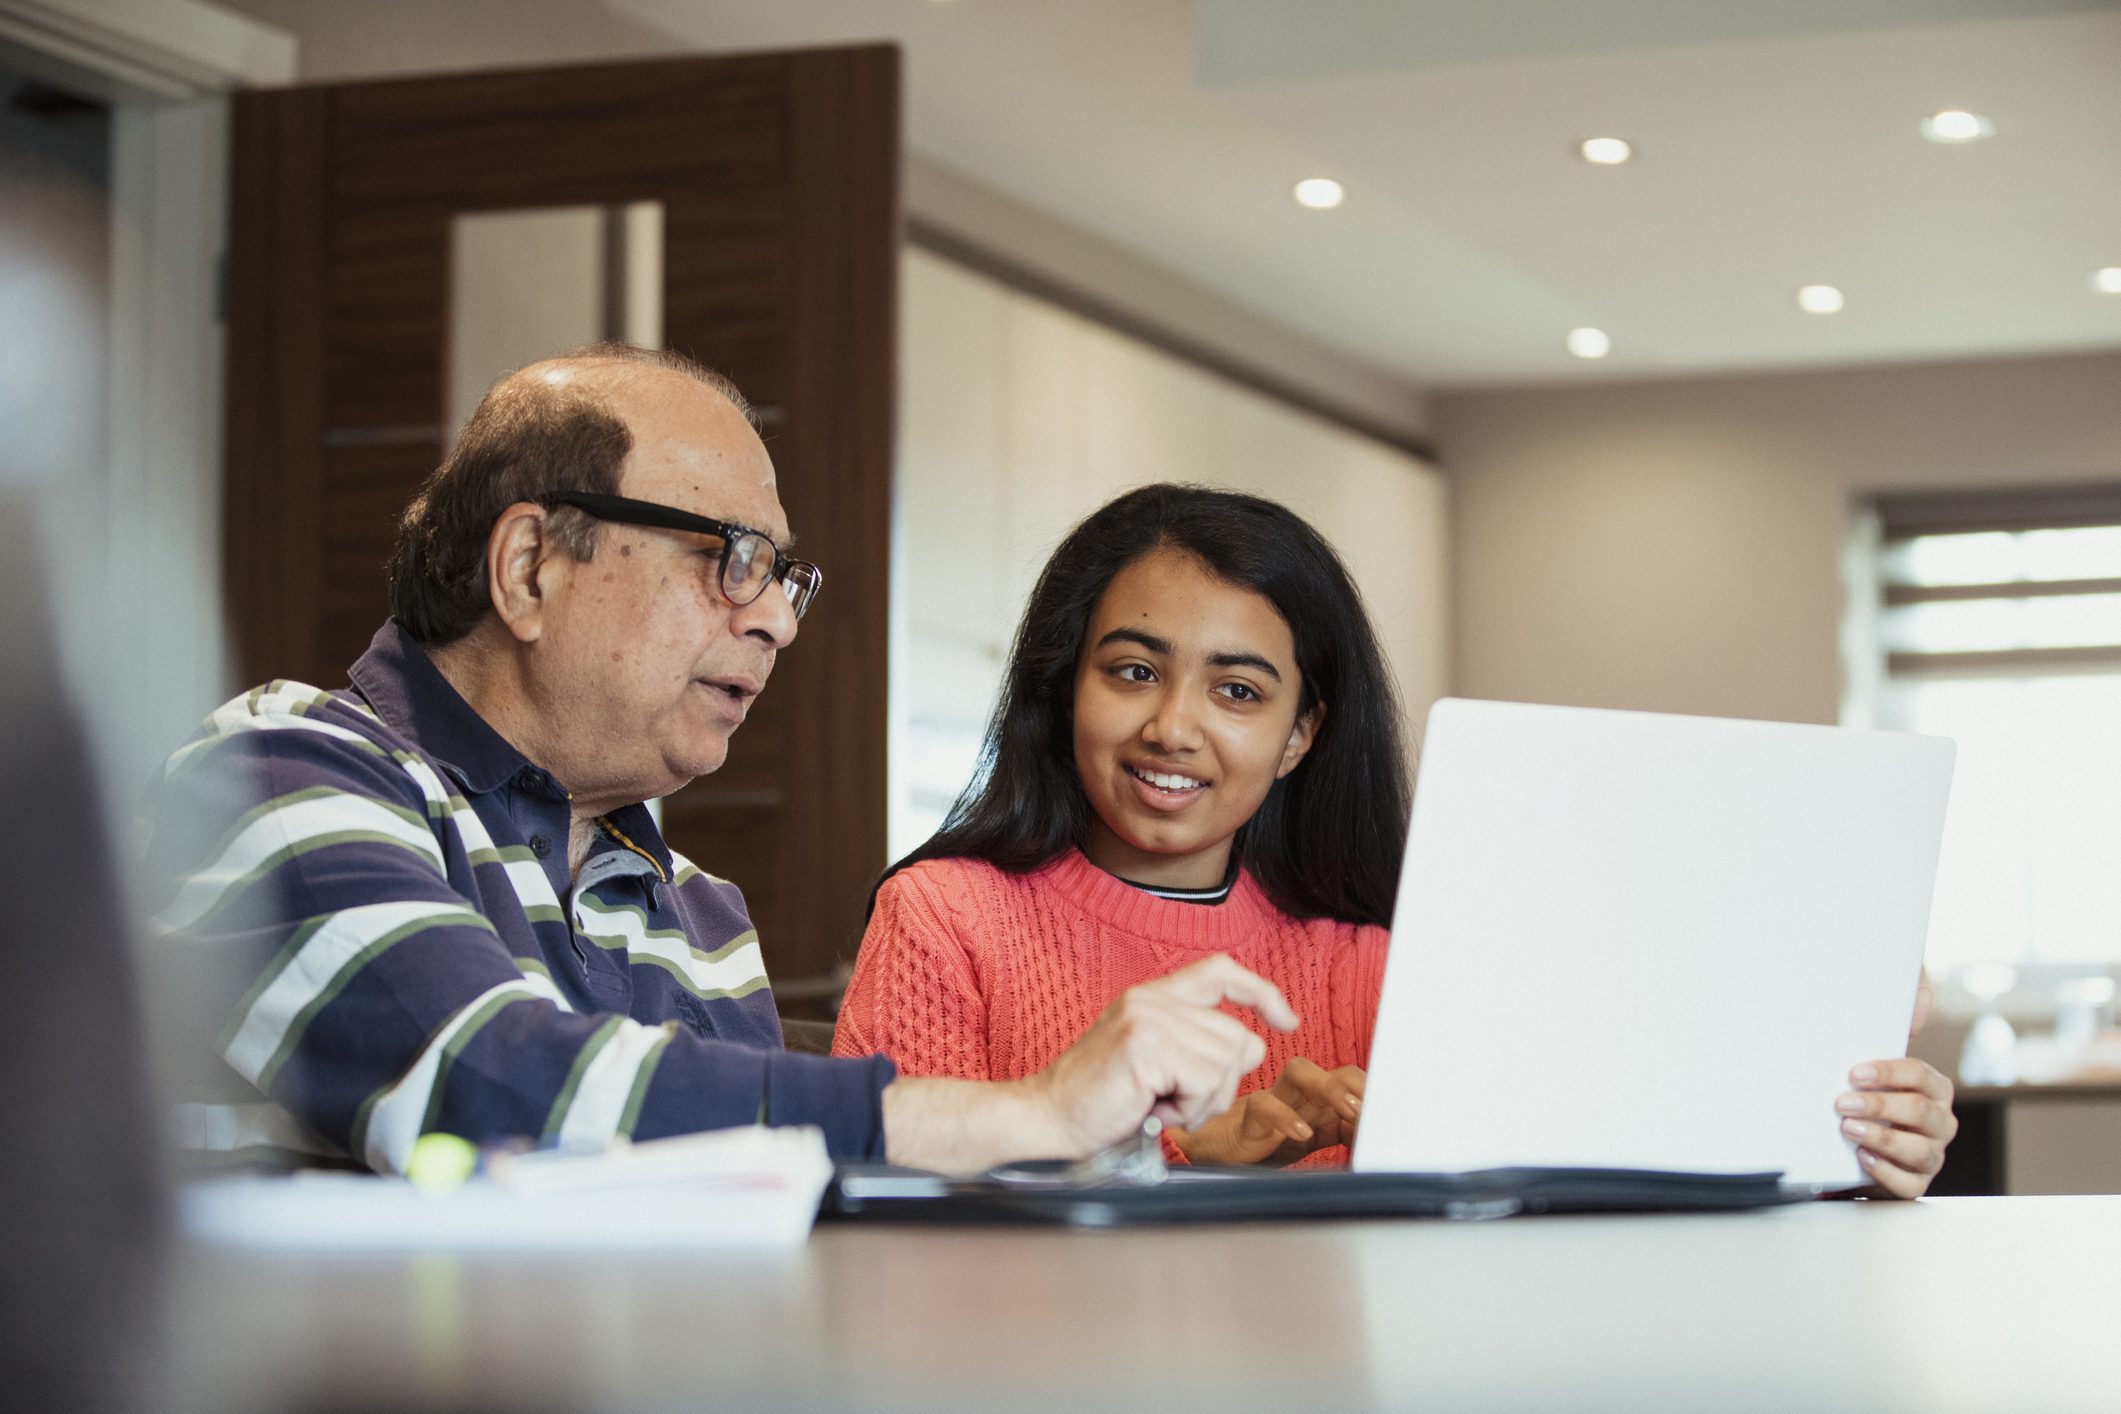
[1127,761,1209,807]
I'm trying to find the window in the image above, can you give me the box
[1865,485,2121,978]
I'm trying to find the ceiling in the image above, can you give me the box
[601,0,2121,390]
[204,0,2121,393]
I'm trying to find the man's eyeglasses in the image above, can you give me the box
[545,491,822,620]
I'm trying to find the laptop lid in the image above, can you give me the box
[1353,698,1954,1187]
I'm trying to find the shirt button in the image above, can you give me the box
[514,768,541,792]
[529,834,552,859]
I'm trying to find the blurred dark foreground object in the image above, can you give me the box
[0,498,169,1412]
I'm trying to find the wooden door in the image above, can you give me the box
[223,49,898,1002]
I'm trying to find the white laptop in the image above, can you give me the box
[1352,698,1955,1190]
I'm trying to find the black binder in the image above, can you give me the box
[822,1164,1814,1228]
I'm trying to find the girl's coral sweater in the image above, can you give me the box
[831,849,1390,1166]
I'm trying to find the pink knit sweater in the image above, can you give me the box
[832,849,1390,1166]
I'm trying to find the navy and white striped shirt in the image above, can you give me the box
[146,621,894,1173]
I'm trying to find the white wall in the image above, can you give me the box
[904,159,1429,447]
[447,201,663,434]
[210,0,677,79]
[891,246,1450,858]
[0,74,110,634]
[1432,352,2121,727]
[3,0,281,806]
[105,95,231,799]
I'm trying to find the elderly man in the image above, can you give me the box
[149,344,1291,1176]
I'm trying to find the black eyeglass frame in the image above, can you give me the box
[544,491,822,618]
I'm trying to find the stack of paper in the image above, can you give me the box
[182,1126,834,1250]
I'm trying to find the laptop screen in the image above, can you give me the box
[1355,698,1953,1185]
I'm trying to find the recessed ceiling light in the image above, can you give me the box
[1920,109,1995,144]
[1566,327,1611,360]
[1292,177,1344,209]
[1578,137,1632,166]
[1797,284,1845,315]
[2095,267,2121,295]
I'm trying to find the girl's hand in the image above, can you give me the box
[1837,1057,1957,1198]
[1168,1058,1364,1166]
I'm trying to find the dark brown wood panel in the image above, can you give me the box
[224,85,330,688]
[661,193,792,411]
[323,206,450,432]
[224,47,900,989]
[317,441,440,670]
[660,793,782,943]
[772,48,900,977]
[692,697,785,800]
[329,57,788,212]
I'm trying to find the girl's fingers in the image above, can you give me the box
[1275,1056,1362,1122]
[1274,1056,1326,1096]
[1838,1089,1957,1142]
[1842,1116,1946,1178]
[1848,1057,1954,1104]
[1242,1092,1312,1148]
[1857,1147,1931,1200]
[1836,1059,1958,1198]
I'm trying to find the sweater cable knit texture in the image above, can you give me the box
[833,849,1390,1166]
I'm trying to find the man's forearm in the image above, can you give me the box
[880,1075,1076,1175]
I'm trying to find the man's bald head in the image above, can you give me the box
[510,345,753,426]
[387,343,753,646]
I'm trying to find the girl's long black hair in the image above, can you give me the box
[887,483,1412,928]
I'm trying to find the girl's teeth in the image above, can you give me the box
[1134,768,1202,790]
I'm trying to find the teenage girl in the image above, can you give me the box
[835,484,1956,1186]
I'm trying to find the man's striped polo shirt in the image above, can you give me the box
[145,620,894,1173]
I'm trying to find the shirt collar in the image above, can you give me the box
[345,622,680,882]
[594,803,675,883]
[346,620,540,797]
